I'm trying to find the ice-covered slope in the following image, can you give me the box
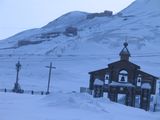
[123,0,160,14]
[0,0,160,56]
[43,11,88,30]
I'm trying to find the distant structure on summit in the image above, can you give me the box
[87,10,113,19]
[88,42,159,111]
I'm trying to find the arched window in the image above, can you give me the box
[118,70,128,82]
[137,74,142,87]
[105,74,109,84]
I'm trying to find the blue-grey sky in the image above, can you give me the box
[0,0,134,40]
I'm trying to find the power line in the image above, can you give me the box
[0,53,159,63]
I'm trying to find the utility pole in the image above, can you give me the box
[158,81,160,96]
[13,61,23,93]
[46,62,56,95]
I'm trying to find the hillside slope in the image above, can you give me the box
[0,0,160,56]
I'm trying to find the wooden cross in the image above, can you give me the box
[46,62,56,94]
[13,61,23,93]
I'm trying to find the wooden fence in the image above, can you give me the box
[0,88,47,95]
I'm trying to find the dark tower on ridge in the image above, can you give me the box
[119,42,131,61]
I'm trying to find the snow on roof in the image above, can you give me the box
[109,81,135,87]
[94,79,104,86]
[141,83,151,89]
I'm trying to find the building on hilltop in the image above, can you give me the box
[88,42,159,111]
[86,10,113,19]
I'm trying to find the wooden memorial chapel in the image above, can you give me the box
[88,42,158,111]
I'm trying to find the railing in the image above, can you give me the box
[0,88,47,95]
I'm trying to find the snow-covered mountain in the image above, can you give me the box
[0,0,160,56]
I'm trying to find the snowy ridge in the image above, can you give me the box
[122,0,160,14]
[0,0,160,56]
[43,11,88,30]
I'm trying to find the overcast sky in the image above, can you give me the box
[0,0,134,40]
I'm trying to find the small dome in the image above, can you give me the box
[119,42,131,61]
[123,42,128,47]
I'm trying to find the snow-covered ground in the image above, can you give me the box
[0,92,159,120]
[0,54,159,120]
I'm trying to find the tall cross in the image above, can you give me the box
[13,61,22,93]
[46,62,56,94]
